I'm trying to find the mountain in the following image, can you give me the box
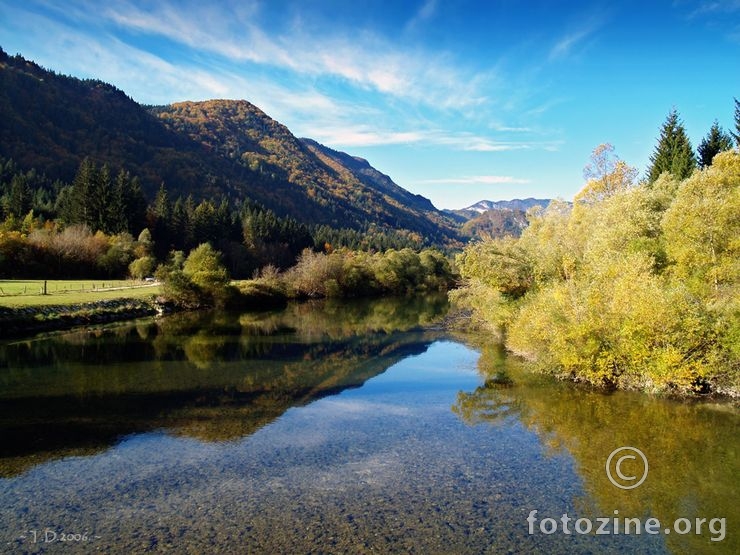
[0,48,459,244]
[460,208,529,238]
[441,198,553,239]
[446,198,552,221]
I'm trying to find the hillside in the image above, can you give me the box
[0,48,458,244]
[153,101,458,242]
[460,208,529,238]
[442,198,551,238]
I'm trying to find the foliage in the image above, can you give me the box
[454,148,740,396]
[646,109,696,183]
[576,143,638,203]
[1,154,444,281]
[128,256,156,280]
[281,247,454,299]
[160,243,232,308]
[0,222,144,279]
[182,243,230,293]
[697,121,734,168]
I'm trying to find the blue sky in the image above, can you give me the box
[1,0,738,209]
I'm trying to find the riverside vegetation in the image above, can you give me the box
[158,243,454,309]
[453,141,739,397]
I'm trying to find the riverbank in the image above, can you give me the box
[0,298,170,338]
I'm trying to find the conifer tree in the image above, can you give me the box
[154,183,170,221]
[91,163,113,233]
[647,109,696,183]
[733,97,740,148]
[5,174,31,218]
[109,170,130,234]
[697,121,734,168]
[122,176,147,235]
[70,157,97,227]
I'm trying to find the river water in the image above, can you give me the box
[0,296,736,553]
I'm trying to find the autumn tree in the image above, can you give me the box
[662,150,740,292]
[576,143,637,203]
[647,109,696,183]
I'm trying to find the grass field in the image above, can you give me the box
[0,280,161,307]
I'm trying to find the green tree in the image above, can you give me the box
[647,109,696,183]
[69,157,97,227]
[152,183,171,257]
[108,169,129,234]
[135,228,154,258]
[90,163,113,233]
[128,255,157,279]
[183,242,230,296]
[733,97,740,148]
[123,176,148,235]
[697,121,734,168]
[4,174,31,218]
[153,182,170,221]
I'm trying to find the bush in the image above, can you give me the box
[128,256,156,280]
[160,243,231,307]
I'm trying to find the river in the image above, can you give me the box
[0,296,736,554]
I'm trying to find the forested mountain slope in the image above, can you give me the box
[0,48,458,244]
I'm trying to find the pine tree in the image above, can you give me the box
[171,196,188,250]
[733,97,740,148]
[5,174,31,218]
[647,109,697,183]
[697,121,734,168]
[154,183,170,221]
[123,176,148,235]
[152,183,171,257]
[91,163,113,233]
[109,170,130,234]
[70,157,97,227]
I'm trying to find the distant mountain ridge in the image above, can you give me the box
[441,198,554,239]
[443,197,552,225]
[0,48,459,244]
[464,198,552,213]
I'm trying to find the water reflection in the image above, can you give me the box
[454,341,739,554]
[1,299,736,554]
[0,295,449,477]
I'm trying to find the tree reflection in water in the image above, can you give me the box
[0,295,449,477]
[453,341,739,555]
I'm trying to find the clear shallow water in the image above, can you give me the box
[0,297,737,554]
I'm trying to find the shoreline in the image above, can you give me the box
[0,298,172,339]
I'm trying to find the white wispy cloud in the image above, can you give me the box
[304,124,541,151]
[95,0,489,111]
[683,0,740,18]
[548,16,603,61]
[405,0,439,32]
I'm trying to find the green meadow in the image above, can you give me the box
[0,280,160,306]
